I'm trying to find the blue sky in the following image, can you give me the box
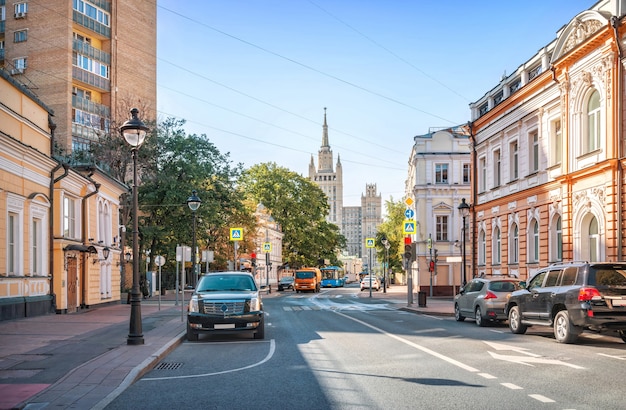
[156,1,595,207]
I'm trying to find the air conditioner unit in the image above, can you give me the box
[14,12,26,19]
[10,68,24,75]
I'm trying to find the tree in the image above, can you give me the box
[239,162,345,267]
[375,197,405,274]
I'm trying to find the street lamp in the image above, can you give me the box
[458,198,471,287]
[121,108,149,346]
[381,236,390,293]
[187,190,201,287]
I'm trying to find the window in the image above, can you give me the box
[73,0,110,27]
[479,230,486,265]
[73,52,109,79]
[436,215,448,241]
[462,163,470,184]
[510,223,519,264]
[435,164,448,184]
[551,216,563,262]
[479,103,488,116]
[14,2,28,16]
[528,65,542,81]
[32,218,43,275]
[589,216,599,262]
[550,119,562,166]
[510,141,518,181]
[510,78,521,93]
[14,30,27,43]
[529,131,539,173]
[13,57,27,70]
[8,213,18,275]
[493,149,501,187]
[63,197,77,239]
[529,219,539,263]
[493,227,501,265]
[479,157,486,192]
[586,90,601,153]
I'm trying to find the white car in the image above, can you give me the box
[360,276,380,291]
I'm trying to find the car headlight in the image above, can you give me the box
[188,297,199,313]
[249,296,261,312]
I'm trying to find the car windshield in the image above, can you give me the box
[196,275,257,292]
[280,277,294,283]
[296,271,314,279]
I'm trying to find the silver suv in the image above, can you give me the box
[505,262,626,343]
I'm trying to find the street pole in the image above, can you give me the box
[458,198,470,287]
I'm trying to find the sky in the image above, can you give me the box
[156,1,596,207]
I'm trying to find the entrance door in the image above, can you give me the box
[67,256,78,312]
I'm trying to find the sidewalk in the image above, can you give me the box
[0,286,452,410]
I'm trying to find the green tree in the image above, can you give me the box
[376,197,405,274]
[239,162,345,267]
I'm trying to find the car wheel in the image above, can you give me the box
[475,306,487,327]
[508,306,527,334]
[254,318,265,340]
[454,303,465,322]
[618,330,626,343]
[186,324,198,342]
[554,310,581,344]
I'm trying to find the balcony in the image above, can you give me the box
[72,66,110,92]
[72,95,110,118]
[72,10,110,38]
[72,39,110,65]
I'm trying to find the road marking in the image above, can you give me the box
[484,341,584,369]
[598,353,626,360]
[142,339,275,381]
[529,394,555,403]
[501,382,523,389]
[478,373,497,379]
[334,311,479,373]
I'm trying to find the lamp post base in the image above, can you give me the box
[127,292,144,345]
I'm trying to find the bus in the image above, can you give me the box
[320,266,345,288]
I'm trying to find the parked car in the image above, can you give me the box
[361,275,381,291]
[278,276,295,291]
[505,262,626,343]
[187,272,264,341]
[454,277,520,327]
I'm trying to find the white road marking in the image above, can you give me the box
[501,383,523,390]
[334,310,479,373]
[529,394,555,403]
[598,353,626,360]
[478,373,497,379]
[142,339,276,381]
[484,341,584,369]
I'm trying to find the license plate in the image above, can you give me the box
[215,323,235,329]
[611,299,626,306]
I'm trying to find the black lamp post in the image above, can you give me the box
[381,236,390,293]
[458,198,470,287]
[187,190,201,287]
[120,108,149,346]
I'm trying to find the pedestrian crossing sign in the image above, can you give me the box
[366,238,375,248]
[230,228,243,241]
[403,220,416,234]
[263,242,271,252]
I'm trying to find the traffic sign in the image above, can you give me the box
[405,197,414,206]
[365,238,375,248]
[263,242,271,252]
[404,208,415,219]
[230,227,243,241]
[154,255,165,267]
[403,220,416,234]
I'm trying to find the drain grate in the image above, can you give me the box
[155,362,183,370]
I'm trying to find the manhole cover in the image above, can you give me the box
[155,362,183,370]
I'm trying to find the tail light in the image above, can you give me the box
[578,287,602,302]
[484,291,497,300]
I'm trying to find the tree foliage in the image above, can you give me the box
[375,197,405,274]
[239,162,345,267]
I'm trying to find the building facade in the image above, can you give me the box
[469,0,626,281]
[1,0,157,155]
[359,183,382,268]
[406,126,471,296]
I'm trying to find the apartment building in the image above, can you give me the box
[469,0,626,280]
[405,126,471,296]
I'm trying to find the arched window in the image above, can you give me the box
[551,216,563,262]
[589,216,599,262]
[586,90,601,153]
[509,223,519,264]
[529,220,539,263]
[493,227,501,265]
[479,229,486,265]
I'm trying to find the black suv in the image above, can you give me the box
[505,262,626,343]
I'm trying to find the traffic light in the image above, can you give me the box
[251,253,257,267]
[434,249,439,264]
[404,237,413,261]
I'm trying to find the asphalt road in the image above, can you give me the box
[105,285,626,410]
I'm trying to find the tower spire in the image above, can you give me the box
[322,107,329,147]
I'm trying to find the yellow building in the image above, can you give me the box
[469,1,626,280]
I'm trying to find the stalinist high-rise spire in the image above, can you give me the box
[322,107,329,147]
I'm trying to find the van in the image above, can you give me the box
[294,268,322,293]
